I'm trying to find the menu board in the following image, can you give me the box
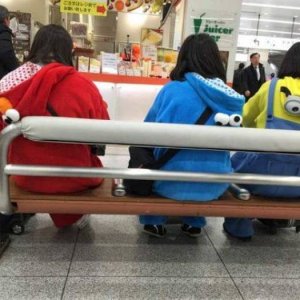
[9,12,31,62]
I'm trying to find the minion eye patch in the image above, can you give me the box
[280,86,300,115]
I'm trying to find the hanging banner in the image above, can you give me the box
[60,0,107,16]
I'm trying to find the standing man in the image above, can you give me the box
[0,5,18,257]
[0,5,18,80]
[242,53,266,101]
[232,62,245,94]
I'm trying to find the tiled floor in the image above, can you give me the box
[0,150,300,300]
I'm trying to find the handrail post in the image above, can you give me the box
[0,124,22,213]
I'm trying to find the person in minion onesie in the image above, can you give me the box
[224,42,300,240]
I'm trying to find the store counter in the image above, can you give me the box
[81,73,169,121]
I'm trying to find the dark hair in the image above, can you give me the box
[238,63,245,69]
[26,24,73,66]
[250,53,260,59]
[0,5,9,24]
[170,34,226,82]
[278,42,300,79]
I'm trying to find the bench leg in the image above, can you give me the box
[0,233,10,259]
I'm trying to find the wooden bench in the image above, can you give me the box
[10,179,300,219]
[1,117,300,220]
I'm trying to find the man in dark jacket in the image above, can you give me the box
[0,5,18,80]
[232,62,245,94]
[0,5,17,257]
[242,53,266,101]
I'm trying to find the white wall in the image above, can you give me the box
[116,12,161,43]
[1,0,49,24]
[173,0,185,50]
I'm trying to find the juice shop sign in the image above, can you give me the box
[194,13,234,43]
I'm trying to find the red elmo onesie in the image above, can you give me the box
[0,62,109,227]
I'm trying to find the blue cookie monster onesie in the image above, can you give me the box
[139,72,245,228]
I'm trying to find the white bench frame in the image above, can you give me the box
[1,117,300,214]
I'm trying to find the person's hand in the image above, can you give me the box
[245,90,251,97]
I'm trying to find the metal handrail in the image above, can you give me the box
[1,118,300,213]
[20,117,300,153]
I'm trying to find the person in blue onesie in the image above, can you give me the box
[224,42,300,240]
[140,33,245,238]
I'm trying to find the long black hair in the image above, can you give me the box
[278,42,300,79]
[26,24,73,66]
[170,33,226,82]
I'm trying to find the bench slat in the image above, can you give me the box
[11,180,300,219]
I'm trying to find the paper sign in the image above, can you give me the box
[60,0,107,16]
[142,45,158,61]
[101,52,118,74]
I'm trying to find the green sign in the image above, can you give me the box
[193,13,234,43]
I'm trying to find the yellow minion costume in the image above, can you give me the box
[224,77,300,238]
[243,77,300,129]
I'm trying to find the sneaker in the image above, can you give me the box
[76,215,90,229]
[143,225,166,238]
[181,224,202,237]
[223,224,252,242]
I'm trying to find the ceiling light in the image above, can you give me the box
[241,17,300,26]
[239,27,300,36]
[242,2,300,11]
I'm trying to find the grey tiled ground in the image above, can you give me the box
[1,214,300,299]
[63,277,242,300]
[0,152,299,299]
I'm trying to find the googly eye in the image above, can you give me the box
[214,113,230,126]
[229,114,243,127]
[285,100,300,115]
[5,109,20,123]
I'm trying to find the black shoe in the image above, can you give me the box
[143,225,166,238]
[181,224,202,237]
[223,224,252,242]
[0,233,10,258]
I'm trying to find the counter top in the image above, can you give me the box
[80,73,170,86]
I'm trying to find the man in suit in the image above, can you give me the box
[0,5,18,80]
[232,62,245,94]
[242,53,266,101]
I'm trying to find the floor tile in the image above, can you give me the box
[63,277,242,300]
[234,278,300,300]
[0,215,77,277]
[0,277,65,300]
[0,243,74,277]
[11,214,78,246]
[205,218,300,278]
[69,215,228,277]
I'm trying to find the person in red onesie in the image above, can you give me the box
[0,24,109,228]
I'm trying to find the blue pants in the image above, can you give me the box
[224,152,300,238]
[139,215,206,228]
